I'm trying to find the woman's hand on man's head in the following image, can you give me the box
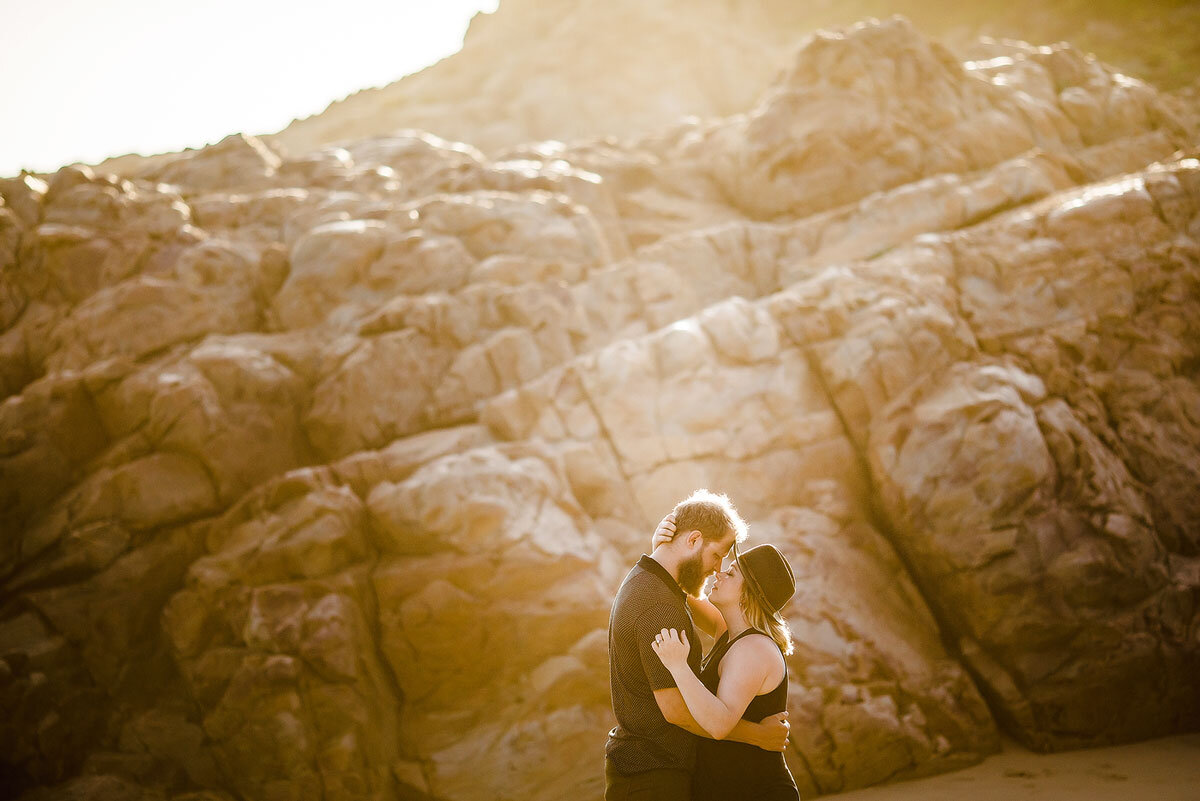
[651,513,677,550]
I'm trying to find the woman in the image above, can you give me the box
[651,518,799,801]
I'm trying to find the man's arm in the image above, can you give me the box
[628,570,785,749]
[653,688,789,751]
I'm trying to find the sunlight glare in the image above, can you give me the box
[0,0,499,176]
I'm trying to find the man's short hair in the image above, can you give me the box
[672,489,748,544]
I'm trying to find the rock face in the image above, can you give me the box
[262,0,1200,162]
[267,0,793,161]
[2,11,1199,801]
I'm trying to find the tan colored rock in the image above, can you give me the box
[757,498,998,795]
[329,423,494,495]
[2,11,1199,801]
[27,225,147,305]
[1,170,196,322]
[122,338,311,502]
[163,472,396,801]
[342,132,486,192]
[42,174,191,237]
[0,522,206,797]
[0,301,59,398]
[0,203,28,327]
[479,295,1002,793]
[154,438,623,801]
[26,526,203,688]
[273,218,389,328]
[304,329,451,458]
[0,172,48,229]
[367,443,624,801]
[0,371,110,546]
[188,187,317,235]
[129,134,282,196]
[697,18,1187,221]
[270,0,789,159]
[271,189,609,330]
[45,276,257,372]
[787,159,1200,749]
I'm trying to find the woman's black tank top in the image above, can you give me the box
[691,629,799,801]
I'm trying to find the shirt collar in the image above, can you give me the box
[638,554,687,601]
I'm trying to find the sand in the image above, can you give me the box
[831,734,1200,801]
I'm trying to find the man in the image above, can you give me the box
[605,489,790,801]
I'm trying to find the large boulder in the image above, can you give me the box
[861,163,1200,749]
[157,436,626,801]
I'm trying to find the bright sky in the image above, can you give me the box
[0,0,498,177]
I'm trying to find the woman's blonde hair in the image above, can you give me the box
[740,580,794,656]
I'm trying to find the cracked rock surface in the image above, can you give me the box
[2,12,1198,801]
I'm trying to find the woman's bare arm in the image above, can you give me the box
[686,594,727,639]
[653,687,790,750]
[653,629,778,740]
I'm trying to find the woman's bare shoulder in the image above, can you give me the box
[725,632,785,668]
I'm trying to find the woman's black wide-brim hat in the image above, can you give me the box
[732,542,796,620]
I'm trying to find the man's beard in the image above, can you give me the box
[678,554,706,596]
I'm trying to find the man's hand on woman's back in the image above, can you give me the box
[756,711,790,752]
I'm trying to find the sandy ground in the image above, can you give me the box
[832,734,1200,801]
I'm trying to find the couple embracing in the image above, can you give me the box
[605,489,800,801]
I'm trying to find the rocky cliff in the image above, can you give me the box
[2,11,1199,801]
[263,0,1200,160]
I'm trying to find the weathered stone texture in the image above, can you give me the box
[2,10,1198,801]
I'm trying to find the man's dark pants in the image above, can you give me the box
[604,760,690,801]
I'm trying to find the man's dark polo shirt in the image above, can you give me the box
[605,554,703,775]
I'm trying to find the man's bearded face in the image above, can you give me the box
[678,553,707,596]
